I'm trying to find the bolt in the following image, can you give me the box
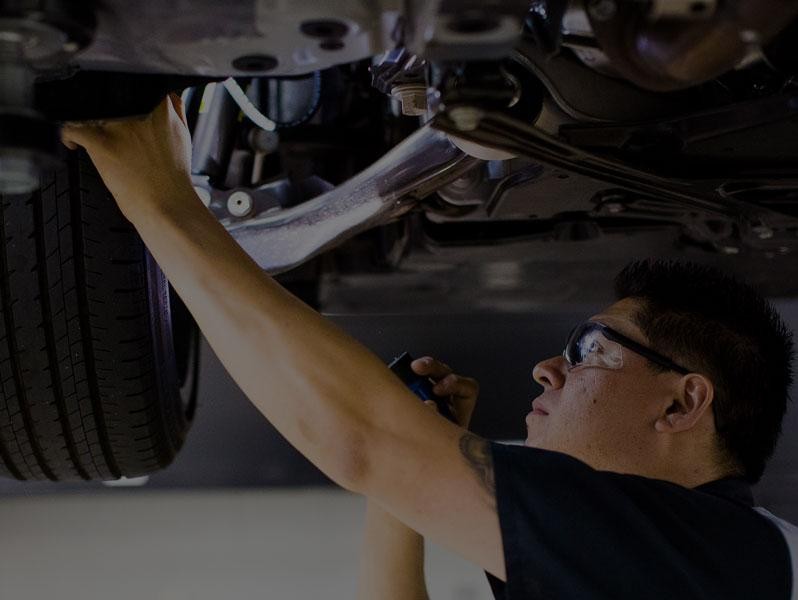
[588,0,617,22]
[752,225,774,240]
[779,246,790,254]
[391,84,427,117]
[720,245,740,255]
[62,41,80,53]
[228,191,254,218]
[605,202,625,214]
[448,106,484,132]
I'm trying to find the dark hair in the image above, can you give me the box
[614,259,794,483]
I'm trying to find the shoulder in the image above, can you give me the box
[489,445,792,599]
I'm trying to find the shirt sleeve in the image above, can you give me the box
[488,442,791,600]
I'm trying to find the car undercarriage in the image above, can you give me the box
[1,0,798,480]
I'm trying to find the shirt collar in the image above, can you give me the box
[694,477,754,507]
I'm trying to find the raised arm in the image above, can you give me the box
[62,96,505,579]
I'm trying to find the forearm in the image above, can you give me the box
[358,500,430,600]
[129,190,415,488]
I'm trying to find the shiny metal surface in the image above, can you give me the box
[225,125,480,274]
[77,0,401,77]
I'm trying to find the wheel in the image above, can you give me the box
[0,150,198,481]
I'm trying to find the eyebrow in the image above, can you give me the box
[589,317,642,343]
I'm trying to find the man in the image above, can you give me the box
[63,96,798,599]
[357,271,798,598]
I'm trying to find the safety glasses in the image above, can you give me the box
[563,321,690,375]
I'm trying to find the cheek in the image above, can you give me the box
[568,372,607,409]
[563,372,624,426]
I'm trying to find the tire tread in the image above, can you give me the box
[0,151,192,481]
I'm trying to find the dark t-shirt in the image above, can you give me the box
[486,442,792,600]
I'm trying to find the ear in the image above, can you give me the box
[654,374,714,434]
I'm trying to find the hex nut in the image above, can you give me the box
[390,84,428,117]
[228,191,254,217]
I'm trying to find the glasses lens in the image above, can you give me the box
[564,323,623,370]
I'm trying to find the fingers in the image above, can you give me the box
[61,122,104,151]
[411,356,452,380]
[61,115,124,153]
[411,356,479,399]
[61,93,182,153]
[432,373,477,399]
[61,134,78,151]
[61,124,85,150]
[410,355,479,427]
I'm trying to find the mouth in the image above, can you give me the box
[531,400,549,416]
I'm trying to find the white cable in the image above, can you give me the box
[222,77,277,132]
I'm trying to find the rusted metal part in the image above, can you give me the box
[586,0,798,91]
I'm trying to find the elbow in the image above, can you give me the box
[331,425,373,494]
[330,420,374,495]
[294,406,383,494]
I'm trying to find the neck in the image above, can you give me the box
[647,439,732,489]
[586,440,732,489]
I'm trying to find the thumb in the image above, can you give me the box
[60,125,82,151]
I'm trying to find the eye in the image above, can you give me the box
[588,339,604,354]
[579,335,602,355]
[579,334,603,356]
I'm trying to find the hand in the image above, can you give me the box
[410,356,479,428]
[61,94,195,223]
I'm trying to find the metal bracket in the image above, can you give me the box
[216,124,481,274]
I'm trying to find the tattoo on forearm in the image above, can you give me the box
[459,433,496,505]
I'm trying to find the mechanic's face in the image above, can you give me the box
[525,298,678,473]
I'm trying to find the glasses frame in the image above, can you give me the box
[562,321,727,432]
[563,321,690,375]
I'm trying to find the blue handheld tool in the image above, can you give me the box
[388,351,457,423]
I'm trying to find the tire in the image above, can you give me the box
[0,150,198,481]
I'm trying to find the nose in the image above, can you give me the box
[533,355,568,390]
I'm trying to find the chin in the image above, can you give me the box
[524,431,560,452]
[523,434,543,448]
